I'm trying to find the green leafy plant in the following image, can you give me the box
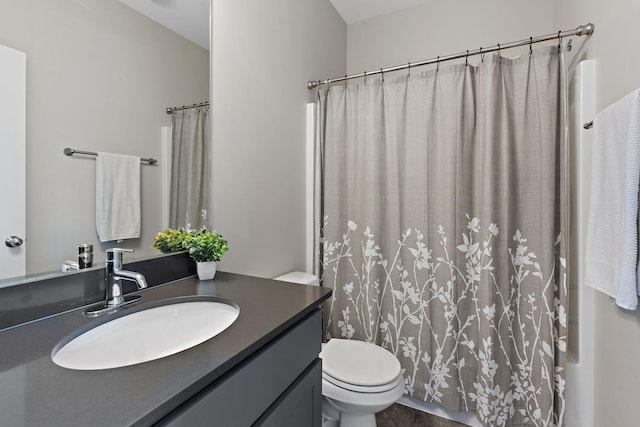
[182,229,229,262]
[151,228,190,253]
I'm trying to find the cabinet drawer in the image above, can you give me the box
[255,359,322,427]
[158,309,322,426]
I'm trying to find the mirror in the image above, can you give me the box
[0,0,210,286]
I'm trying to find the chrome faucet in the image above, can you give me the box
[85,248,148,316]
[106,248,148,306]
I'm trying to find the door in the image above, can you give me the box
[0,44,26,280]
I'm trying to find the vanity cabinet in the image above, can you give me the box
[158,309,323,427]
[0,263,332,427]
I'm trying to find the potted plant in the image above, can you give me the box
[182,229,229,280]
[151,228,189,254]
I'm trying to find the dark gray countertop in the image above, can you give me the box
[0,272,331,427]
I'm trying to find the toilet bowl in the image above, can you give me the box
[320,338,405,427]
[274,272,405,427]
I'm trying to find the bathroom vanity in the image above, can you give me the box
[0,254,331,426]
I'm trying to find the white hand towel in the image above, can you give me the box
[96,152,141,242]
[584,89,640,310]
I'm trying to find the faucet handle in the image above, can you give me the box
[107,248,134,269]
[107,248,134,254]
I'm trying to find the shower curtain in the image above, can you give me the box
[318,46,567,427]
[169,106,211,230]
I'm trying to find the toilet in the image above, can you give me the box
[274,272,405,427]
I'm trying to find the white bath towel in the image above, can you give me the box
[584,89,640,310]
[96,152,141,242]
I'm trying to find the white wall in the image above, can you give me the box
[0,0,209,274]
[346,0,554,75]
[555,1,640,426]
[211,0,346,277]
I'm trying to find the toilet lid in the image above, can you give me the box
[320,339,401,387]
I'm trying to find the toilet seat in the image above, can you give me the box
[322,370,404,394]
[322,372,405,411]
[320,339,402,393]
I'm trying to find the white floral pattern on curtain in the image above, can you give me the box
[319,46,567,427]
[323,218,566,426]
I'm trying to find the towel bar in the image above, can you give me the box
[63,148,157,165]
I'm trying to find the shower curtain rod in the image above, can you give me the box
[307,23,594,89]
[165,101,209,115]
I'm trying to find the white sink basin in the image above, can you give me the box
[52,298,239,370]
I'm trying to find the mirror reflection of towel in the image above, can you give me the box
[96,152,141,242]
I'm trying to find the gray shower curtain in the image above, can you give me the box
[169,106,210,230]
[318,46,567,426]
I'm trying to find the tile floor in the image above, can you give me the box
[376,404,469,427]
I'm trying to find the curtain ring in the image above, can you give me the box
[380,67,384,82]
[465,50,469,66]
[529,36,533,55]
[497,43,501,61]
[407,62,411,77]
[436,56,440,73]
[363,70,367,85]
[557,31,563,49]
[479,47,484,62]
[344,75,347,88]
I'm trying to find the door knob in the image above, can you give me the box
[5,236,24,248]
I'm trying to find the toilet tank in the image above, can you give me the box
[274,271,319,286]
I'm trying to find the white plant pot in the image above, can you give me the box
[196,261,217,280]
